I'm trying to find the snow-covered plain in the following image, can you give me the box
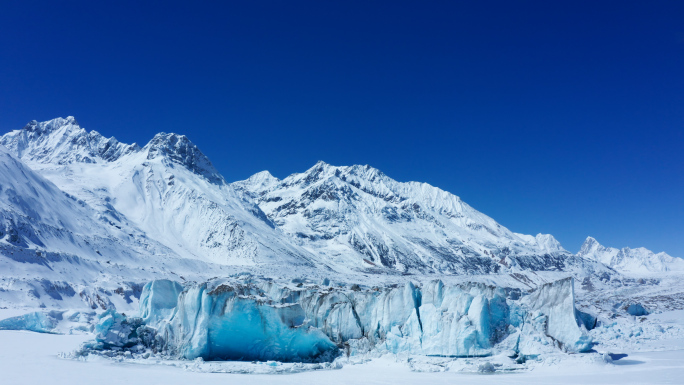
[1,324,683,385]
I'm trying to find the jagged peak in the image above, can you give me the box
[578,236,606,256]
[143,132,223,184]
[144,132,202,157]
[282,160,470,209]
[297,161,388,184]
[22,116,80,135]
[1,116,139,164]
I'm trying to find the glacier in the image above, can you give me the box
[79,276,593,364]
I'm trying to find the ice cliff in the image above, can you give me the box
[81,277,593,363]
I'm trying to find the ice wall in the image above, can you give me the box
[287,280,510,357]
[159,282,339,362]
[86,276,592,362]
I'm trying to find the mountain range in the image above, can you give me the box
[0,117,681,308]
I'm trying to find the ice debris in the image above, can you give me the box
[477,361,496,373]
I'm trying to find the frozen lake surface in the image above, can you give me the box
[1,328,683,385]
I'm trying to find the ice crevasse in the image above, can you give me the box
[90,277,593,362]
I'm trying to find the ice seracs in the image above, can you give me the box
[81,276,592,363]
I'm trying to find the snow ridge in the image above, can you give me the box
[0,117,139,164]
[578,236,684,274]
[235,161,604,275]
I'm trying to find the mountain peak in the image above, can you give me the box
[298,161,388,185]
[231,170,280,197]
[144,132,223,183]
[1,116,138,164]
[247,170,279,186]
[579,236,599,251]
[22,116,79,135]
[535,233,566,253]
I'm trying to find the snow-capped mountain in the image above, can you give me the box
[578,236,684,274]
[1,116,139,165]
[233,161,605,275]
[0,142,220,309]
[0,117,329,308]
[1,117,319,270]
[0,115,642,309]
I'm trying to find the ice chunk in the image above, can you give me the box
[93,308,145,349]
[523,277,592,352]
[478,361,495,372]
[625,303,649,316]
[0,311,63,333]
[417,282,509,357]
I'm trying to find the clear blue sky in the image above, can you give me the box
[1,1,682,256]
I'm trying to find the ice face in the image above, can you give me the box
[138,279,183,326]
[161,283,339,362]
[81,277,592,362]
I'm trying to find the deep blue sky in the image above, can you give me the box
[1,1,683,256]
